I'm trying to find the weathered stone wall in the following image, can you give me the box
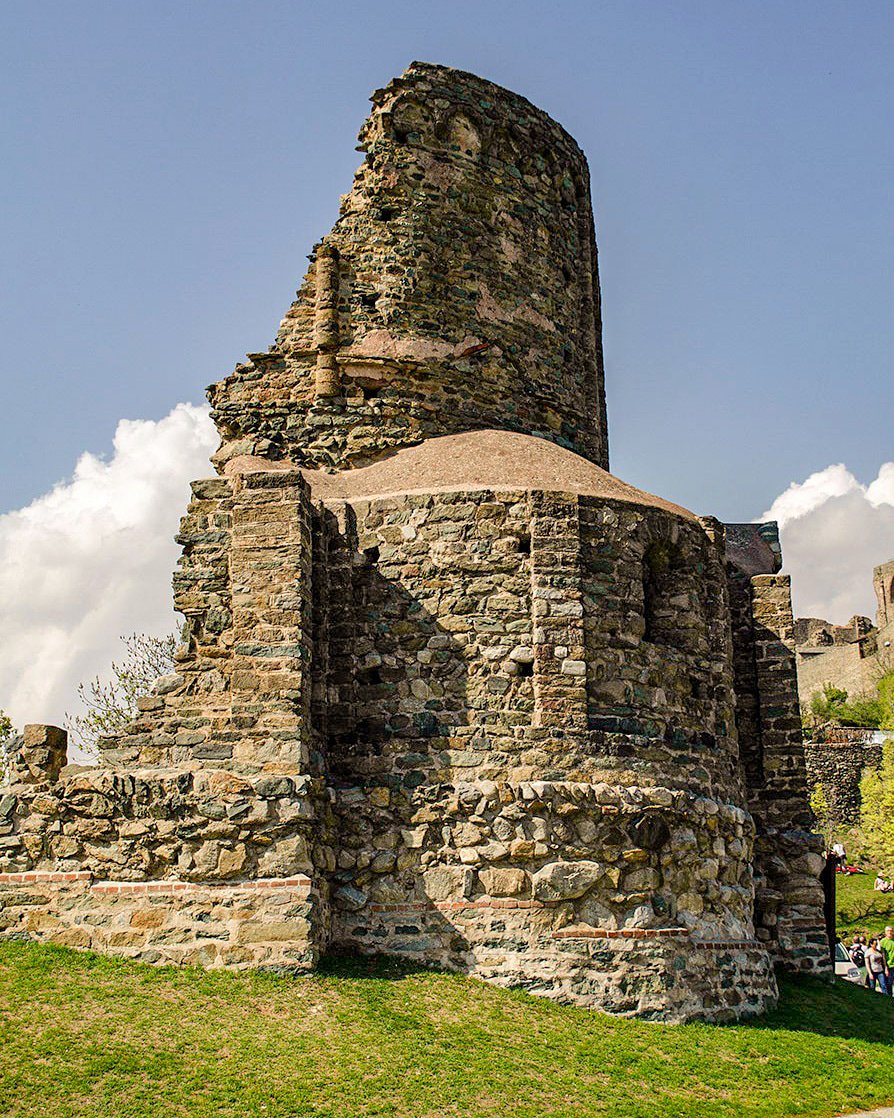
[0,757,329,884]
[723,525,827,972]
[319,489,743,788]
[103,470,319,774]
[209,62,608,474]
[0,63,829,1022]
[0,871,321,970]
[581,506,741,798]
[804,729,882,825]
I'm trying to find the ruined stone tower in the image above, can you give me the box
[0,63,827,1022]
[210,62,608,473]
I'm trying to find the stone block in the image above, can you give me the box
[423,866,474,901]
[130,908,167,930]
[10,725,67,784]
[532,860,605,902]
[479,868,529,897]
[235,918,311,944]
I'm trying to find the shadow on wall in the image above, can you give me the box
[318,501,478,959]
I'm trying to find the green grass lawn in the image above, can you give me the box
[0,943,891,1118]
[837,871,894,939]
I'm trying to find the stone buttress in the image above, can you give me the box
[0,62,827,1021]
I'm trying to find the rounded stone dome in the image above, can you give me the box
[297,430,696,521]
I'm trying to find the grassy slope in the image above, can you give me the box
[0,944,891,1118]
[837,872,894,938]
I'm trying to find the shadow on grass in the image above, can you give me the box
[8,942,891,1048]
[317,949,449,982]
[320,951,894,1044]
[740,973,894,1044]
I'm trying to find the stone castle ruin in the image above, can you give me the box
[0,63,827,1021]
[798,556,894,824]
[795,557,894,709]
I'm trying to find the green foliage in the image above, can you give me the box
[65,633,176,757]
[807,683,882,729]
[838,696,884,727]
[879,670,894,730]
[0,709,13,743]
[859,737,894,879]
[809,782,833,846]
[0,942,893,1118]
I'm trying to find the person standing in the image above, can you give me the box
[879,926,894,994]
[832,841,847,869]
[849,936,867,985]
[866,938,889,994]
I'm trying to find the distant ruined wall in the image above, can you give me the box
[875,560,894,629]
[794,557,894,709]
[796,643,880,710]
[804,730,883,826]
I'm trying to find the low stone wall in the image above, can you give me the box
[0,871,324,969]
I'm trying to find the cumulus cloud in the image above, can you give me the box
[761,462,894,623]
[0,404,217,737]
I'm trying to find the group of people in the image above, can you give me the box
[848,927,894,994]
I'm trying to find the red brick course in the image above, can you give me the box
[0,872,311,895]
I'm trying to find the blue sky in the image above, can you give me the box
[1,0,891,519]
[1,1,893,727]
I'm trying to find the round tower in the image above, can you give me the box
[209,62,609,472]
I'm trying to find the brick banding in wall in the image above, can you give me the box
[0,871,93,884]
[88,876,313,897]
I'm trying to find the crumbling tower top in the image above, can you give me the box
[210,61,609,472]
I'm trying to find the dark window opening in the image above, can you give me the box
[517,660,534,678]
[359,666,382,686]
[517,535,531,555]
[363,545,380,565]
[642,541,691,649]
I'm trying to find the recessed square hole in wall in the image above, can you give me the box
[517,661,534,678]
[517,535,531,555]
[363,545,380,564]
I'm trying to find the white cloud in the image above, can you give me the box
[0,404,218,740]
[761,462,894,624]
